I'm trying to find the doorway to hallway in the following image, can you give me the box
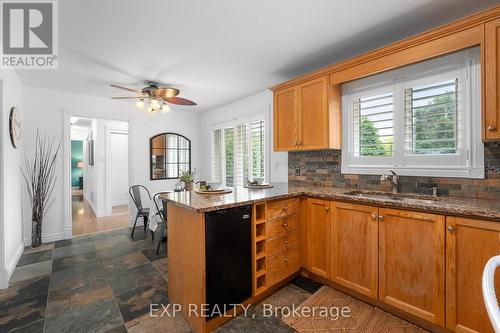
[70,117,130,236]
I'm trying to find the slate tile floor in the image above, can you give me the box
[0,228,320,333]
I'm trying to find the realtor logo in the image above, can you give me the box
[1,0,58,68]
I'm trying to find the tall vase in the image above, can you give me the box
[184,182,194,191]
[32,219,42,248]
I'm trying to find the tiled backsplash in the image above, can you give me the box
[288,142,500,199]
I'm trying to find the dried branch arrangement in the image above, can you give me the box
[21,130,61,247]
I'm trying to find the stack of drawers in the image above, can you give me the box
[266,198,300,286]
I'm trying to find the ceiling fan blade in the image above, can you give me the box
[111,96,141,99]
[165,96,197,106]
[110,84,141,93]
[156,87,180,98]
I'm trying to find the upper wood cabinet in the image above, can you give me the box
[273,76,341,151]
[378,208,445,326]
[485,18,500,140]
[273,87,298,150]
[297,77,329,150]
[306,198,331,278]
[446,216,500,333]
[330,202,378,299]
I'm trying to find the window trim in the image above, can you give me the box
[341,48,484,179]
[149,132,191,180]
[211,114,268,187]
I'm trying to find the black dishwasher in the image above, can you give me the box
[205,205,252,319]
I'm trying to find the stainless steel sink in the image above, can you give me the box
[343,190,441,204]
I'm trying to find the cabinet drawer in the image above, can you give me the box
[267,249,300,287]
[267,214,298,238]
[267,198,300,220]
[267,229,299,257]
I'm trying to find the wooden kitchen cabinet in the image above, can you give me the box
[330,202,379,299]
[485,18,500,140]
[273,86,299,150]
[446,216,500,333]
[297,76,329,150]
[306,198,331,278]
[378,208,445,326]
[273,76,341,151]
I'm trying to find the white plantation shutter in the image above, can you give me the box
[405,79,458,155]
[211,129,222,182]
[342,48,483,178]
[212,116,267,187]
[251,120,265,178]
[224,128,235,187]
[353,92,394,157]
[235,124,249,186]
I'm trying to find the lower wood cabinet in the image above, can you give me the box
[378,208,445,326]
[330,202,378,298]
[306,198,331,278]
[267,248,300,287]
[446,216,500,333]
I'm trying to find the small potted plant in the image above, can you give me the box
[179,169,195,191]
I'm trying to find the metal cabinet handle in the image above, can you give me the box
[283,206,288,211]
[325,207,330,212]
[371,214,377,221]
[447,225,455,233]
[284,257,289,263]
[488,125,497,132]
[378,215,384,222]
[283,240,288,245]
[282,223,288,228]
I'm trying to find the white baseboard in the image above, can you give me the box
[23,232,65,247]
[0,242,24,289]
[112,201,128,207]
[87,199,104,218]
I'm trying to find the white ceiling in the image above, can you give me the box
[16,0,499,112]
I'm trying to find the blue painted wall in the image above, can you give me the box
[71,140,83,187]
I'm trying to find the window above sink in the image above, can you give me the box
[341,48,484,179]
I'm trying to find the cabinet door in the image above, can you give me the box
[331,202,378,298]
[273,87,299,151]
[379,208,445,326]
[485,18,500,140]
[446,216,500,333]
[306,198,331,278]
[297,76,328,150]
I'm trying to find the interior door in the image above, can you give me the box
[297,76,328,149]
[331,202,378,298]
[110,132,129,207]
[378,208,445,326]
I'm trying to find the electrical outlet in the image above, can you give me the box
[294,167,301,176]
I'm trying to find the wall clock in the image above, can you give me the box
[9,107,21,148]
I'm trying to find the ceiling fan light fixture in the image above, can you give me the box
[135,99,144,109]
[150,98,161,110]
[161,103,171,113]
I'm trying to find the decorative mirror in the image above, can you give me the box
[150,133,191,180]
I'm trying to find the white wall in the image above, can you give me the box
[22,85,201,244]
[199,90,288,183]
[0,69,24,288]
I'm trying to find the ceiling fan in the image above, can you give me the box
[111,81,196,114]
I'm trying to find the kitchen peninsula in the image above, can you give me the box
[162,183,500,333]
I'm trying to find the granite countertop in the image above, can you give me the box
[161,182,500,221]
